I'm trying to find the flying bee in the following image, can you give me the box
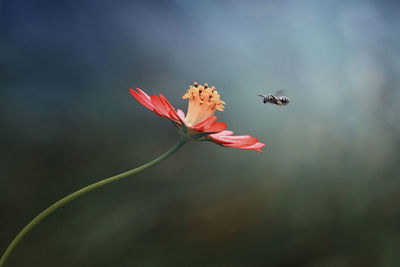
[258,90,290,106]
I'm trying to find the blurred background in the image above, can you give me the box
[1,0,400,266]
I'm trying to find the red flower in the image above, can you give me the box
[129,82,266,152]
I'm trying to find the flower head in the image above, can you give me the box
[129,82,266,152]
[182,82,225,125]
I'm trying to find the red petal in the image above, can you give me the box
[150,95,172,119]
[245,142,266,150]
[217,135,252,140]
[215,135,258,144]
[227,142,266,152]
[176,109,188,126]
[209,130,234,144]
[130,88,179,122]
[192,116,217,132]
[136,88,151,100]
[177,109,186,120]
[223,138,258,147]
[129,88,155,111]
[205,121,226,133]
[210,130,233,137]
[159,94,179,121]
[209,129,259,147]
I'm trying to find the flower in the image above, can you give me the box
[129,82,266,152]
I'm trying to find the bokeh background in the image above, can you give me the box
[1,0,400,266]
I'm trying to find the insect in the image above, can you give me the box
[258,90,290,106]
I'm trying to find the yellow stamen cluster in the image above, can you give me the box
[182,82,225,125]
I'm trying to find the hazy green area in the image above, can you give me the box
[1,1,400,266]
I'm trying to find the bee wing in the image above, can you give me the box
[274,89,286,97]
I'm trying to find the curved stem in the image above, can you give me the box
[0,139,186,266]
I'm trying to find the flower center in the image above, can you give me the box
[182,82,225,125]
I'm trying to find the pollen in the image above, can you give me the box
[182,82,225,125]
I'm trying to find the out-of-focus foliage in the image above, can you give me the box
[1,0,400,266]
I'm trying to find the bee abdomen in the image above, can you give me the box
[278,96,290,105]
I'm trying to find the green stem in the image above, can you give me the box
[0,139,186,266]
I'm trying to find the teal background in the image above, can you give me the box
[1,0,400,266]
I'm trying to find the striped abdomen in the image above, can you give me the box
[268,95,290,105]
[274,96,290,105]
